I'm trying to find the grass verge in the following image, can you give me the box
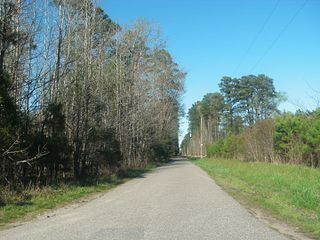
[0,163,158,229]
[192,157,320,239]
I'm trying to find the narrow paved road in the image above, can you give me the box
[0,160,289,240]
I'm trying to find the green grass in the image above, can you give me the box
[193,157,320,238]
[0,163,157,228]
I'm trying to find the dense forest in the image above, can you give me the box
[0,0,185,189]
[181,75,320,167]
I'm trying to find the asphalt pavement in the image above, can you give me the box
[0,159,289,240]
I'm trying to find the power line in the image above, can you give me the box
[250,0,308,72]
[232,0,280,76]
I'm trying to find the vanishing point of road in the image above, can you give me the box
[0,159,289,240]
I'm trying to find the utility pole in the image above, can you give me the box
[188,132,192,157]
[200,114,203,158]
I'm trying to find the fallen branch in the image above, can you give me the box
[15,151,49,166]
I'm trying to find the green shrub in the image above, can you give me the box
[207,109,320,167]
[274,109,320,166]
[207,134,244,159]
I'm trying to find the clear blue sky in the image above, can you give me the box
[101,0,320,141]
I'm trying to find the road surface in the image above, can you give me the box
[0,160,289,240]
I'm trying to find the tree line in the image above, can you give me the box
[181,74,281,156]
[181,74,320,167]
[0,0,185,190]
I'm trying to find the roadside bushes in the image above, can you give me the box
[207,134,244,159]
[149,137,179,163]
[274,110,320,167]
[243,119,276,162]
[207,109,320,167]
[207,120,275,162]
